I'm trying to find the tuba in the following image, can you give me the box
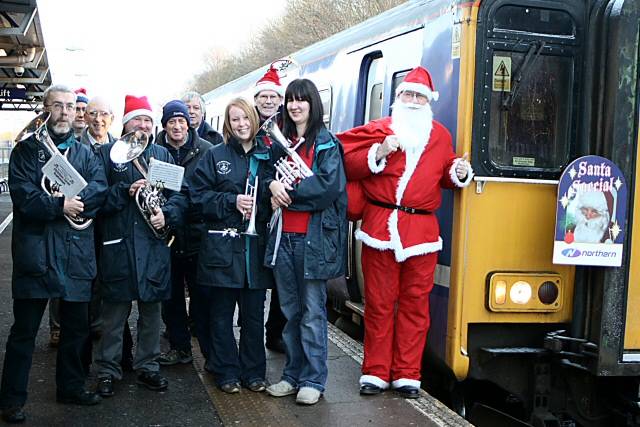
[110,131,169,240]
[259,113,314,186]
[15,112,93,230]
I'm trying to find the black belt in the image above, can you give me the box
[369,200,432,215]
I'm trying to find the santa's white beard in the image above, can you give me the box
[574,210,609,243]
[390,102,433,153]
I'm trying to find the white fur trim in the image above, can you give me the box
[360,375,390,389]
[391,378,421,389]
[449,158,474,187]
[396,82,439,102]
[367,143,387,174]
[122,108,153,125]
[254,82,284,97]
[355,228,443,263]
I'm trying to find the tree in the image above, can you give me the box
[187,0,407,93]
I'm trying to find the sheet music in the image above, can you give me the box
[41,153,87,198]
[148,158,184,191]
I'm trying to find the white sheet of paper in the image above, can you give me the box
[41,153,87,198]
[148,158,184,192]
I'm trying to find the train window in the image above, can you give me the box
[391,70,410,98]
[493,6,575,37]
[488,51,573,171]
[318,87,332,127]
[363,56,385,124]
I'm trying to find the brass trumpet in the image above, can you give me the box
[110,131,169,240]
[15,112,92,230]
[242,175,259,236]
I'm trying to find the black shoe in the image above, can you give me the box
[395,385,420,399]
[57,390,102,406]
[359,382,382,395]
[246,379,267,392]
[97,376,115,397]
[1,407,25,424]
[265,338,285,353]
[136,371,168,391]
[220,382,241,394]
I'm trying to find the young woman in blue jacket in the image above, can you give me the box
[264,79,347,405]
[189,98,273,394]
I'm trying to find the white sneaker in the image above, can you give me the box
[266,380,297,397]
[296,386,322,405]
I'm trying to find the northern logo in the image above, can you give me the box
[217,160,231,175]
[561,248,582,258]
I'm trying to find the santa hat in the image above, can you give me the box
[74,88,89,104]
[122,95,153,125]
[254,66,284,97]
[395,66,439,102]
[577,190,615,221]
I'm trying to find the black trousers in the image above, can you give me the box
[0,298,89,408]
[265,287,286,344]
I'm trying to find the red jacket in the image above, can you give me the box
[338,117,472,262]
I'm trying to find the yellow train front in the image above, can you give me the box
[442,0,640,425]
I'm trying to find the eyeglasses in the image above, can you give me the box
[257,94,281,102]
[45,102,76,112]
[400,90,428,104]
[87,110,112,119]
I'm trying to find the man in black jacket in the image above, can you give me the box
[181,91,222,146]
[0,85,107,423]
[156,100,213,366]
[94,95,186,397]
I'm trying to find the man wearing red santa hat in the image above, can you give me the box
[338,66,473,398]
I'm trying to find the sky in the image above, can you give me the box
[2,0,287,135]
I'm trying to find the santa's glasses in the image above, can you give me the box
[400,90,428,104]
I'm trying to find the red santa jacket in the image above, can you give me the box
[338,117,472,262]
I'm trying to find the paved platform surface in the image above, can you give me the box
[0,192,470,426]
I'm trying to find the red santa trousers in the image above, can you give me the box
[361,245,437,385]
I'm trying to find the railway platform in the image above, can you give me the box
[0,193,468,426]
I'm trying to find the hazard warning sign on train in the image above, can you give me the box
[492,56,511,92]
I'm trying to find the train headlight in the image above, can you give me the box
[494,280,507,305]
[509,281,532,304]
[487,273,563,312]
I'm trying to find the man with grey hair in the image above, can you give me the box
[0,84,107,423]
[181,91,222,145]
[80,96,116,152]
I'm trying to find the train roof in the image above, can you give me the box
[203,0,443,103]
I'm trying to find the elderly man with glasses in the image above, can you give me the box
[0,85,107,423]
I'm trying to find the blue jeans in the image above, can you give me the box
[200,286,266,387]
[273,233,328,392]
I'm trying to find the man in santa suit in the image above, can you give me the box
[338,66,473,398]
[569,190,614,244]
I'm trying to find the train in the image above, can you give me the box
[202,0,640,425]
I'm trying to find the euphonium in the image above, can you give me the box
[242,175,259,236]
[15,112,93,230]
[110,131,169,240]
[259,113,314,186]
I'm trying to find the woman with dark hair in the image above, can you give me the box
[264,79,347,405]
[189,97,273,394]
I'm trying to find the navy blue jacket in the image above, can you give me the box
[9,134,107,301]
[157,127,213,258]
[97,140,187,302]
[189,137,274,290]
[197,121,223,146]
[264,127,347,280]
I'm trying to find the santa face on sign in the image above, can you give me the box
[572,191,612,244]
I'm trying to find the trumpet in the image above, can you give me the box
[242,175,259,236]
[259,113,314,185]
[110,131,169,240]
[15,112,92,230]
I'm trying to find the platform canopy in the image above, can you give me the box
[0,0,51,111]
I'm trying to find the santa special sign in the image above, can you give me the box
[553,156,627,267]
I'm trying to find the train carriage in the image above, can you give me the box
[203,0,640,424]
